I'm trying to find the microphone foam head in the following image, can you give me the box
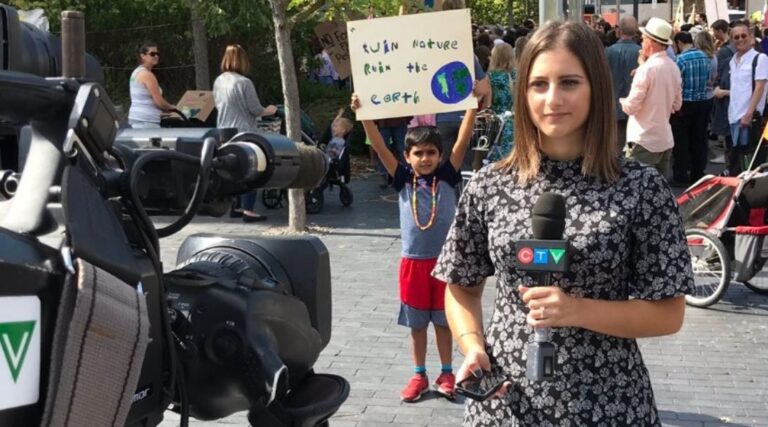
[531,192,566,240]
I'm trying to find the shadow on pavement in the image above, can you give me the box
[659,410,751,426]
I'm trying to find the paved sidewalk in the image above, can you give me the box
[155,174,768,427]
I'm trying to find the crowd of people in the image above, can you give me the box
[124,2,768,425]
[471,13,768,184]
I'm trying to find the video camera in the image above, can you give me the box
[0,5,103,173]
[0,6,347,427]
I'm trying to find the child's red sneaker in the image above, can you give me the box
[434,372,456,399]
[400,374,429,402]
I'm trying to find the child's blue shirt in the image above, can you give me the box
[393,162,462,259]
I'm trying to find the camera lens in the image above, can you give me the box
[1,5,103,81]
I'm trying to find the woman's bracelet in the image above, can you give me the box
[456,330,484,341]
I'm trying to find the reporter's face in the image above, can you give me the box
[526,47,591,144]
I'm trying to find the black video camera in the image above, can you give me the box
[0,6,346,427]
[0,5,103,174]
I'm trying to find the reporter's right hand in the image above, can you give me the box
[457,350,511,399]
[264,105,278,116]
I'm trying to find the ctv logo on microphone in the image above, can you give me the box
[514,240,569,272]
[517,247,566,265]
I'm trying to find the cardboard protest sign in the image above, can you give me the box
[177,90,215,121]
[347,9,476,120]
[703,0,729,22]
[314,22,351,79]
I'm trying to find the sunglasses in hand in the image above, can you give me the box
[455,371,508,401]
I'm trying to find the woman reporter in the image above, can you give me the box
[433,21,694,426]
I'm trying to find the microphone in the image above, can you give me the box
[515,192,568,381]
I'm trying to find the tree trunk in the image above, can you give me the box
[189,0,210,90]
[269,0,306,233]
[507,0,515,27]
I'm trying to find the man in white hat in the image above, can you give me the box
[620,17,683,176]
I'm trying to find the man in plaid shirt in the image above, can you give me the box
[670,31,712,185]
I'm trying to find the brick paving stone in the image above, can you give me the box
[132,174,768,426]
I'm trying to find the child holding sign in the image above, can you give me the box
[351,93,476,402]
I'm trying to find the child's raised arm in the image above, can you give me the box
[449,107,477,171]
[351,94,399,177]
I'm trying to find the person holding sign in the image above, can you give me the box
[432,21,693,425]
[351,93,476,403]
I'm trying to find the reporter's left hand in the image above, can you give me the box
[518,285,581,329]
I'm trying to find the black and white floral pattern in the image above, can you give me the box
[434,157,694,426]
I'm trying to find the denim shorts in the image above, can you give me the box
[730,122,751,148]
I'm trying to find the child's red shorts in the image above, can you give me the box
[397,257,448,329]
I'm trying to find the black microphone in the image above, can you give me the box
[515,192,568,381]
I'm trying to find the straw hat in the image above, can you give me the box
[640,17,673,45]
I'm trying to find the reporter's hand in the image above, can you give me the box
[519,285,581,329]
[264,105,278,116]
[456,350,511,399]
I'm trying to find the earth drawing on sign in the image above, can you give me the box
[430,61,473,104]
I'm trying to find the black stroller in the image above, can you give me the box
[316,135,353,209]
[259,109,352,214]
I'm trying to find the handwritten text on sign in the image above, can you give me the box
[347,9,476,120]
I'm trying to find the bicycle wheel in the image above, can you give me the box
[685,229,731,307]
[261,189,282,209]
[339,186,353,206]
[305,189,324,214]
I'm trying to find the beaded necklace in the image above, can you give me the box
[411,173,438,230]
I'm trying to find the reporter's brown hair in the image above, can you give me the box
[499,21,619,184]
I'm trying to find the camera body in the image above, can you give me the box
[162,234,332,421]
[0,6,347,425]
[0,4,103,172]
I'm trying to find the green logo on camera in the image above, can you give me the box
[0,321,36,383]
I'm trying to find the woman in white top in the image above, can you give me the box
[128,42,175,128]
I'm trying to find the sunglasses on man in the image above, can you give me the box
[146,52,160,57]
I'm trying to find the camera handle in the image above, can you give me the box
[0,77,70,235]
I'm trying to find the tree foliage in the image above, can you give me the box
[467,0,538,25]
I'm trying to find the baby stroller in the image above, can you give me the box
[256,112,328,214]
[678,142,768,307]
[460,109,512,189]
[315,136,353,210]
[259,113,352,214]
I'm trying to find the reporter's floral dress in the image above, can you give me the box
[433,157,694,426]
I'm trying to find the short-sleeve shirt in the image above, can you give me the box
[393,161,462,259]
[676,48,712,102]
[433,157,694,426]
[728,49,768,123]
